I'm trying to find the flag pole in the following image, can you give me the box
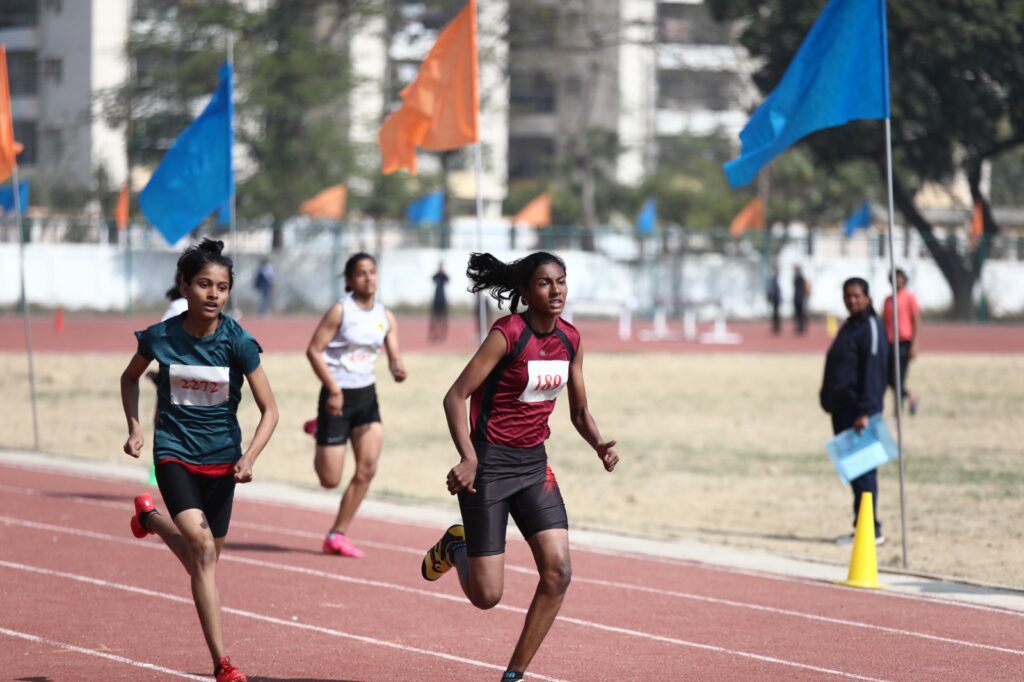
[473,142,487,342]
[877,0,908,569]
[471,0,485,342]
[226,33,239,317]
[12,162,40,450]
[884,118,908,569]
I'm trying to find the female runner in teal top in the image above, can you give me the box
[120,238,279,682]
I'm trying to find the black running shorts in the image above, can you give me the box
[457,441,569,557]
[155,461,236,539]
[315,385,381,446]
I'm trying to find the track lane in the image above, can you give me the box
[4,464,1019,679]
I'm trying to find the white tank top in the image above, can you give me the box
[323,294,390,389]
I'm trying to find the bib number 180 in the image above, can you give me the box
[533,374,562,391]
[518,360,569,403]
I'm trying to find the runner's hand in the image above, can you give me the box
[234,456,255,483]
[326,390,344,416]
[390,361,407,383]
[447,459,477,495]
[123,428,144,458]
[596,439,618,472]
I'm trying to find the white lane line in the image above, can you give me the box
[0,559,568,682]
[575,576,1024,657]
[7,487,1024,658]
[3,476,1021,621]
[3,517,890,680]
[0,625,206,680]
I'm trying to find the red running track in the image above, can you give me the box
[1,313,1022,354]
[1,462,1022,681]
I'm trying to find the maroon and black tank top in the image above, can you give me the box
[469,313,580,449]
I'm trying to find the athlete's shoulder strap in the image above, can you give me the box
[553,318,578,363]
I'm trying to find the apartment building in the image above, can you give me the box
[508,0,751,186]
[0,0,130,196]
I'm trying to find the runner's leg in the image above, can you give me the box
[506,528,571,673]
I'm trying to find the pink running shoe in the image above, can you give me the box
[303,418,318,436]
[323,531,365,558]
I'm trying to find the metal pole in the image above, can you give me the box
[126,220,133,314]
[473,142,486,341]
[884,117,908,569]
[227,33,239,316]
[12,163,40,450]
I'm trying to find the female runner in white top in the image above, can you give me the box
[305,253,406,557]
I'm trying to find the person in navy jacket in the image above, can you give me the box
[820,277,889,545]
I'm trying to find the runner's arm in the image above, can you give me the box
[306,302,344,414]
[567,344,618,472]
[236,366,279,483]
[442,329,507,494]
[120,353,152,458]
[383,309,407,382]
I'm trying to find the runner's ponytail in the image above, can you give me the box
[466,251,565,313]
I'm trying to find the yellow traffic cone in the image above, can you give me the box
[826,313,839,338]
[837,492,883,589]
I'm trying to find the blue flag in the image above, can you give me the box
[406,191,445,225]
[140,63,234,245]
[724,0,890,188]
[0,180,29,213]
[636,198,656,235]
[843,200,872,236]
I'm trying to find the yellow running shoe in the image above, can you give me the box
[421,524,465,581]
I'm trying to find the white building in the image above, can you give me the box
[0,0,130,194]
[1,0,750,213]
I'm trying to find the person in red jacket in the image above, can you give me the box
[420,251,619,682]
[882,268,921,415]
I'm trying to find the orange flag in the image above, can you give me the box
[513,192,551,227]
[0,46,24,184]
[379,0,478,174]
[729,197,765,236]
[300,184,348,219]
[970,200,984,241]
[115,184,130,230]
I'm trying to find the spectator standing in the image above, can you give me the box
[429,262,450,343]
[882,268,921,415]
[254,258,276,315]
[793,266,810,335]
[819,277,888,546]
[767,266,782,335]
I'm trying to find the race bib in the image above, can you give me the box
[339,346,379,375]
[518,360,569,403]
[169,364,230,406]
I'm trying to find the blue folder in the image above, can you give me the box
[825,415,898,484]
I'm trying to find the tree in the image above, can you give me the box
[104,1,382,247]
[708,0,1024,318]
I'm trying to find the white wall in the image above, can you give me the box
[3,242,1023,319]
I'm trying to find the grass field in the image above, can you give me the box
[1,351,1021,587]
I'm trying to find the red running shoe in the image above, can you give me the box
[302,418,318,436]
[215,657,247,682]
[129,493,156,538]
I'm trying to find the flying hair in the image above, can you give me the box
[177,238,234,289]
[465,251,566,313]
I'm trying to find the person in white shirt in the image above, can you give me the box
[305,253,407,557]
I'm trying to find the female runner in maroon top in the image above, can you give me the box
[421,251,619,682]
